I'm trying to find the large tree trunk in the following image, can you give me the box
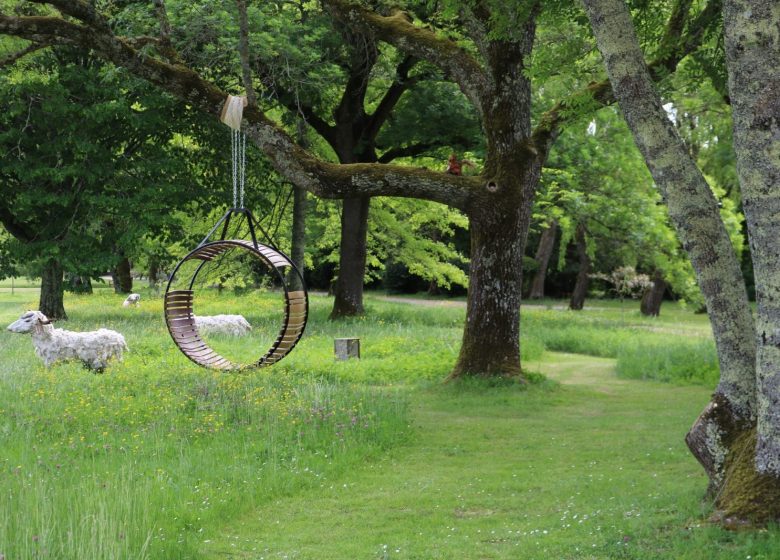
[582,0,757,499]
[569,224,590,311]
[39,258,67,320]
[721,0,780,518]
[288,185,307,291]
[528,219,557,299]
[111,255,133,294]
[450,7,539,380]
[451,196,527,379]
[330,197,370,318]
[640,269,666,317]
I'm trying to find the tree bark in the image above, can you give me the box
[39,258,67,320]
[582,0,757,501]
[569,224,590,311]
[330,197,370,318]
[288,185,307,292]
[451,194,527,379]
[723,0,780,485]
[111,255,133,294]
[148,258,160,289]
[640,269,666,317]
[528,219,557,299]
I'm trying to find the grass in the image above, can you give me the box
[205,354,780,559]
[519,310,719,386]
[0,290,410,559]
[0,288,774,558]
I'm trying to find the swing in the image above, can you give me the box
[164,96,308,370]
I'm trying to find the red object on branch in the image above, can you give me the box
[445,153,474,176]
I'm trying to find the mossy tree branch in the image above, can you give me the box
[322,0,489,114]
[0,9,475,209]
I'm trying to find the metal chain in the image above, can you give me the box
[240,131,246,208]
[231,129,238,208]
[230,128,247,209]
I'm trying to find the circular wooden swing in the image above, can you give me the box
[164,208,308,370]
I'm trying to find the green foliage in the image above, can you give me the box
[308,197,470,290]
[535,106,705,303]
[376,78,484,161]
[0,49,220,283]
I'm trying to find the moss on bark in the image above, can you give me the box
[714,427,780,527]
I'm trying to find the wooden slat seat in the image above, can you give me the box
[164,241,308,370]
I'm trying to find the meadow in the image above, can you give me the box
[0,287,778,559]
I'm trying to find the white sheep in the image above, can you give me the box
[194,315,252,337]
[122,293,141,307]
[7,311,128,370]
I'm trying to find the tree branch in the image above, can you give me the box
[332,28,378,132]
[28,0,110,32]
[122,35,160,50]
[252,58,335,143]
[651,0,720,76]
[365,54,419,141]
[377,134,476,164]
[531,0,721,161]
[322,0,489,113]
[0,203,35,241]
[457,1,492,66]
[151,0,181,63]
[236,0,257,107]
[658,0,693,58]
[0,41,48,68]
[378,142,438,164]
[0,11,475,210]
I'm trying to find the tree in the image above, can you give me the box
[721,0,780,515]
[0,48,215,317]
[527,219,557,300]
[0,0,715,377]
[232,1,479,318]
[534,108,703,311]
[582,0,780,523]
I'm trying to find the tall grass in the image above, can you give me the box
[0,291,409,559]
[0,289,723,558]
[615,338,720,385]
[521,308,720,386]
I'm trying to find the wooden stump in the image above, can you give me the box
[334,338,360,360]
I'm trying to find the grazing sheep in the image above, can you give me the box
[194,315,252,337]
[123,293,141,307]
[7,311,128,370]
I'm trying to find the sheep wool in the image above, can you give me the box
[123,293,141,307]
[7,311,128,370]
[194,315,252,337]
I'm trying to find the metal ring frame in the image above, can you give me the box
[164,208,308,370]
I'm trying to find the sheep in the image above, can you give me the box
[7,311,128,371]
[194,314,252,337]
[122,293,141,307]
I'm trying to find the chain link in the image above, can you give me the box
[230,128,247,208]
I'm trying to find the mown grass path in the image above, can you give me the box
[204,353,780,559]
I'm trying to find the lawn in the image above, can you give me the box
[0,288,777,559]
